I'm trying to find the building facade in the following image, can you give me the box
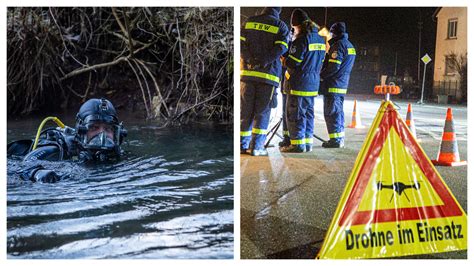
[350,45,381,93]
[433,7,467,101]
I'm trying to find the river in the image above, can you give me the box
[7,115,234,259]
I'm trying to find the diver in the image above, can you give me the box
[7,98,127,183]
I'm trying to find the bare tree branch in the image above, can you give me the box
[60,56,128,81]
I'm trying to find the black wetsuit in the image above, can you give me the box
[8,127,80,182]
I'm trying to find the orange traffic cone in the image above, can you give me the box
[405,103,418,140]
[432,108,467,166]
[348,99,364,128]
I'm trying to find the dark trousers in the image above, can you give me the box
[287,95,315,149]
[240,81,274,150]
[323,94,345,143]
[282,93,290,141]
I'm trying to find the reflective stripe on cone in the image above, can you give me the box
[432,108,467,166]
[347,99,364,128]
[405,103,419,141]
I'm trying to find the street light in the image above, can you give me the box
[319,27,329,38]
[324,7,328,26]
[318,27,330,52]
[318,7,330,51]
[417,12,423,81]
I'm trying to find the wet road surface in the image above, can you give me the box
[241,96,467,259]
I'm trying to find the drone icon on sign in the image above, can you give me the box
[376,181,421,203]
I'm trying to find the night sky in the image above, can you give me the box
[241,7,438,81]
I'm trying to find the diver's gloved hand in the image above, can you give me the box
[33,169,62,183]
[18,165,62,183]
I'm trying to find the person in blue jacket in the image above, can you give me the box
[278,27,295,148]
[240,7,290,156]
[280,9,326,153]
[320,22,356,148]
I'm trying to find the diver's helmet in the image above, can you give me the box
[75,98,127,161]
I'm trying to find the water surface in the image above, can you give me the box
[7,115,233,259]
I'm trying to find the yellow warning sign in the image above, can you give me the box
[357,127,444,211]
[317,101,467,259]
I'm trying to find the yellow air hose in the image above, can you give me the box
[32,116,66,151]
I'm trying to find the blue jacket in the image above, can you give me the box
[283,26,326,96]
[320,33,356,94]
[241,8,290,87]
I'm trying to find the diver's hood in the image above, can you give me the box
[76,98,118,125]
[75,98,127,161]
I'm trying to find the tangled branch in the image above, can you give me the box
[7,7,233,123]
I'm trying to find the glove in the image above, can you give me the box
[18,165,62,183]
[33,169,62,183]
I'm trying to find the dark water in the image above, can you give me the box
[7,116,234,259]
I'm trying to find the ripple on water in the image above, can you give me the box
[7,123,233,259]
[10,210,233,259]
[8,158,233,258]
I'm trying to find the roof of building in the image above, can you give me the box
[432,7,442,22]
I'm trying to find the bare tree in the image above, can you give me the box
[7,7,233,123]
[445,51,467,102]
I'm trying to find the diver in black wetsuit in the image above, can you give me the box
[7,98,127,183]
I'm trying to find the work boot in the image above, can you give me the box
[305,145,313,152]
[280,144,305,153]
[322,139,344,148]
[251,149,268,156]
[278,138,290,147]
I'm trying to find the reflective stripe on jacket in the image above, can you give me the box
[240,8,290,87]
[283,26,326,97]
